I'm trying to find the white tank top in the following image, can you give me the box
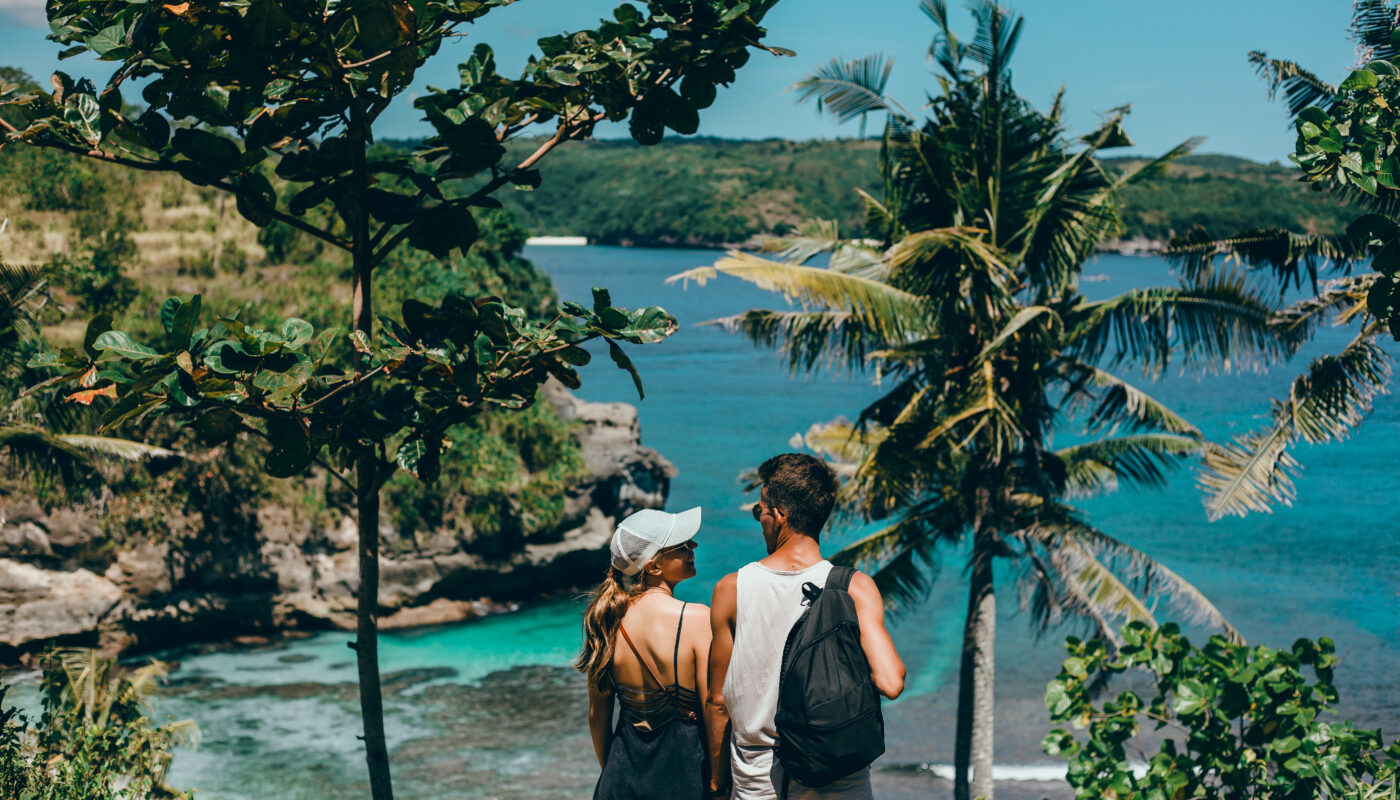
[723,559,833,747]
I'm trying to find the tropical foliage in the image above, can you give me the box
[672,2,1295,797]
[1,262,176,497]
[1045,622,1400,800]
[1162,0,1400,519]
[0,649,197,800]
[1,0,789,795]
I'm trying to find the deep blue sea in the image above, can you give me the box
[64,246,1400,798]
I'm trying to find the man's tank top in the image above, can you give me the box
[723,559,833,747]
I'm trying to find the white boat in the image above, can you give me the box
[525,236,588,246]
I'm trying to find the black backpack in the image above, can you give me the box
[774,565,885,788]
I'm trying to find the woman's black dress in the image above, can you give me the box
[593,603,706,800]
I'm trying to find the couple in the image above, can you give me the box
[576,453,907,800]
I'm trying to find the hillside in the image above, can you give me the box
[488,138,1357,247]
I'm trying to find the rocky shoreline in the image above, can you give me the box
[0,383,674,667]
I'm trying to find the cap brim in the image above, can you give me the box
[658,506,702,549]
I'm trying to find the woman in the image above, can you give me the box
[576,506,713,800]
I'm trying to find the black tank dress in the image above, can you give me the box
[593,602,706,800]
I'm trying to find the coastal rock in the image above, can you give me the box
[0,386,673,663]
[0,559,122,648]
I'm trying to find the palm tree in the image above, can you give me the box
[671,3,1295,797]
[0,262,175,490]
[1160,0,1395,518]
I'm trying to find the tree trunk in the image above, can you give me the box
[347,101,394,800]
[356,459,392,800]
[954,535,997,800]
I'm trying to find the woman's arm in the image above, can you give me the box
[587,681,615,769]
[689,603,714,782]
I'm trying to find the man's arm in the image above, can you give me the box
[706,572,738,795]
[848,570,906,699]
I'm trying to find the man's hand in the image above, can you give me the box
[848,570,906,699]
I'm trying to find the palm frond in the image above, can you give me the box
[0,263,47,364]
[1027,505,1240,640]
[669,251,927,342]
[831,500,963,612]
[790,416,886,476]
[1163,226,1364,294]
[1109,137,1205,190]
[1068,269,1298,376]
[965,0,1024,78]
[1200,329,1391,519]
[1271,275,1376,341]
[56,434,180,461]
[921,0,965,79]
[702,309,876,374]
[1248,51,1338,117]
[1055,433,1202,497]
[1058,361,1201,436]
[756,219,842,264]
[791,55,903,124]
[1350,0,1400,61]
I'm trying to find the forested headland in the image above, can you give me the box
[483,136,1359,247]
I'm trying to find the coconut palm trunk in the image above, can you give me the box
[955,530,997,800]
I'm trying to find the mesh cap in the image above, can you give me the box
[610,507,702,576]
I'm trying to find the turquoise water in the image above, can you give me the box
[140,246,1399,798]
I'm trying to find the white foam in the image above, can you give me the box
[918,762,1149,782]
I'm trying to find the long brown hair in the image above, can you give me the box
[576,566,647,693]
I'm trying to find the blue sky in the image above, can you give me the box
[0,0,1361,161]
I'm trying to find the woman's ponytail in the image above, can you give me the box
[576,566,643,693]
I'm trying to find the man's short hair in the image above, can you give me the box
[758,453,839,538]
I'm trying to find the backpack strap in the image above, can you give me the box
[825,564,856,591]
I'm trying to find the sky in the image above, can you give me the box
[0,0,1363,162]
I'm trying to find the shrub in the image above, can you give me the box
[1045,622,1400,800]
[0,649,196,800]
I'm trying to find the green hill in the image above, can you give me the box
[490,138,1357,247]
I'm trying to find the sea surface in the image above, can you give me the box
[43,246,1400,798]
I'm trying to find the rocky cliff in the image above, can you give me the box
[0,384,674,665]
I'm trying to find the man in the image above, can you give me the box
[706,453,906,799]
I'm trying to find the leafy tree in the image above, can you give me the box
[1045,622,1400,800]
[0,648,197,800]
[1162,0,1400,518]
[0,1,790,796]
[1,262,174,495]
[672,2,1293,797]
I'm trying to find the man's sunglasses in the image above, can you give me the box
[752,502,777,521]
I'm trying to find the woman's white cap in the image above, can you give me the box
[610,506,702,576]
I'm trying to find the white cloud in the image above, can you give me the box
[0,0,47,27]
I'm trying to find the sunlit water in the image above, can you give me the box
[26,247,1398,799]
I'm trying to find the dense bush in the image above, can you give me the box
[1045,622,1399,800]
[0,650,195,800]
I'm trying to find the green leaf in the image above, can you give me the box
[607,339,644,400]
[396,434,440,481]
[171,294,202,348]
[281,318,313,348]
[93,331,159,360]
[195,408,241,443]
[1173,679,1210,716]
[1339,68,1379,91]
[264,418,311,477]
[82,313,113,358]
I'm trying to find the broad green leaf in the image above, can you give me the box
[607,339,644,399]
[93,331,159,360]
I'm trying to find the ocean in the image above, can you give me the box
[102,246,1400,798]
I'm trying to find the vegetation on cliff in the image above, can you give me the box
[488,137,1357,247]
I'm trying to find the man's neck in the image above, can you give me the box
[759,533,823,572]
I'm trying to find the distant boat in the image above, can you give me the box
[1081,274,1109,282]
[526,236,588,246]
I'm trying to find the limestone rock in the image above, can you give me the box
[0,385,674,663]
